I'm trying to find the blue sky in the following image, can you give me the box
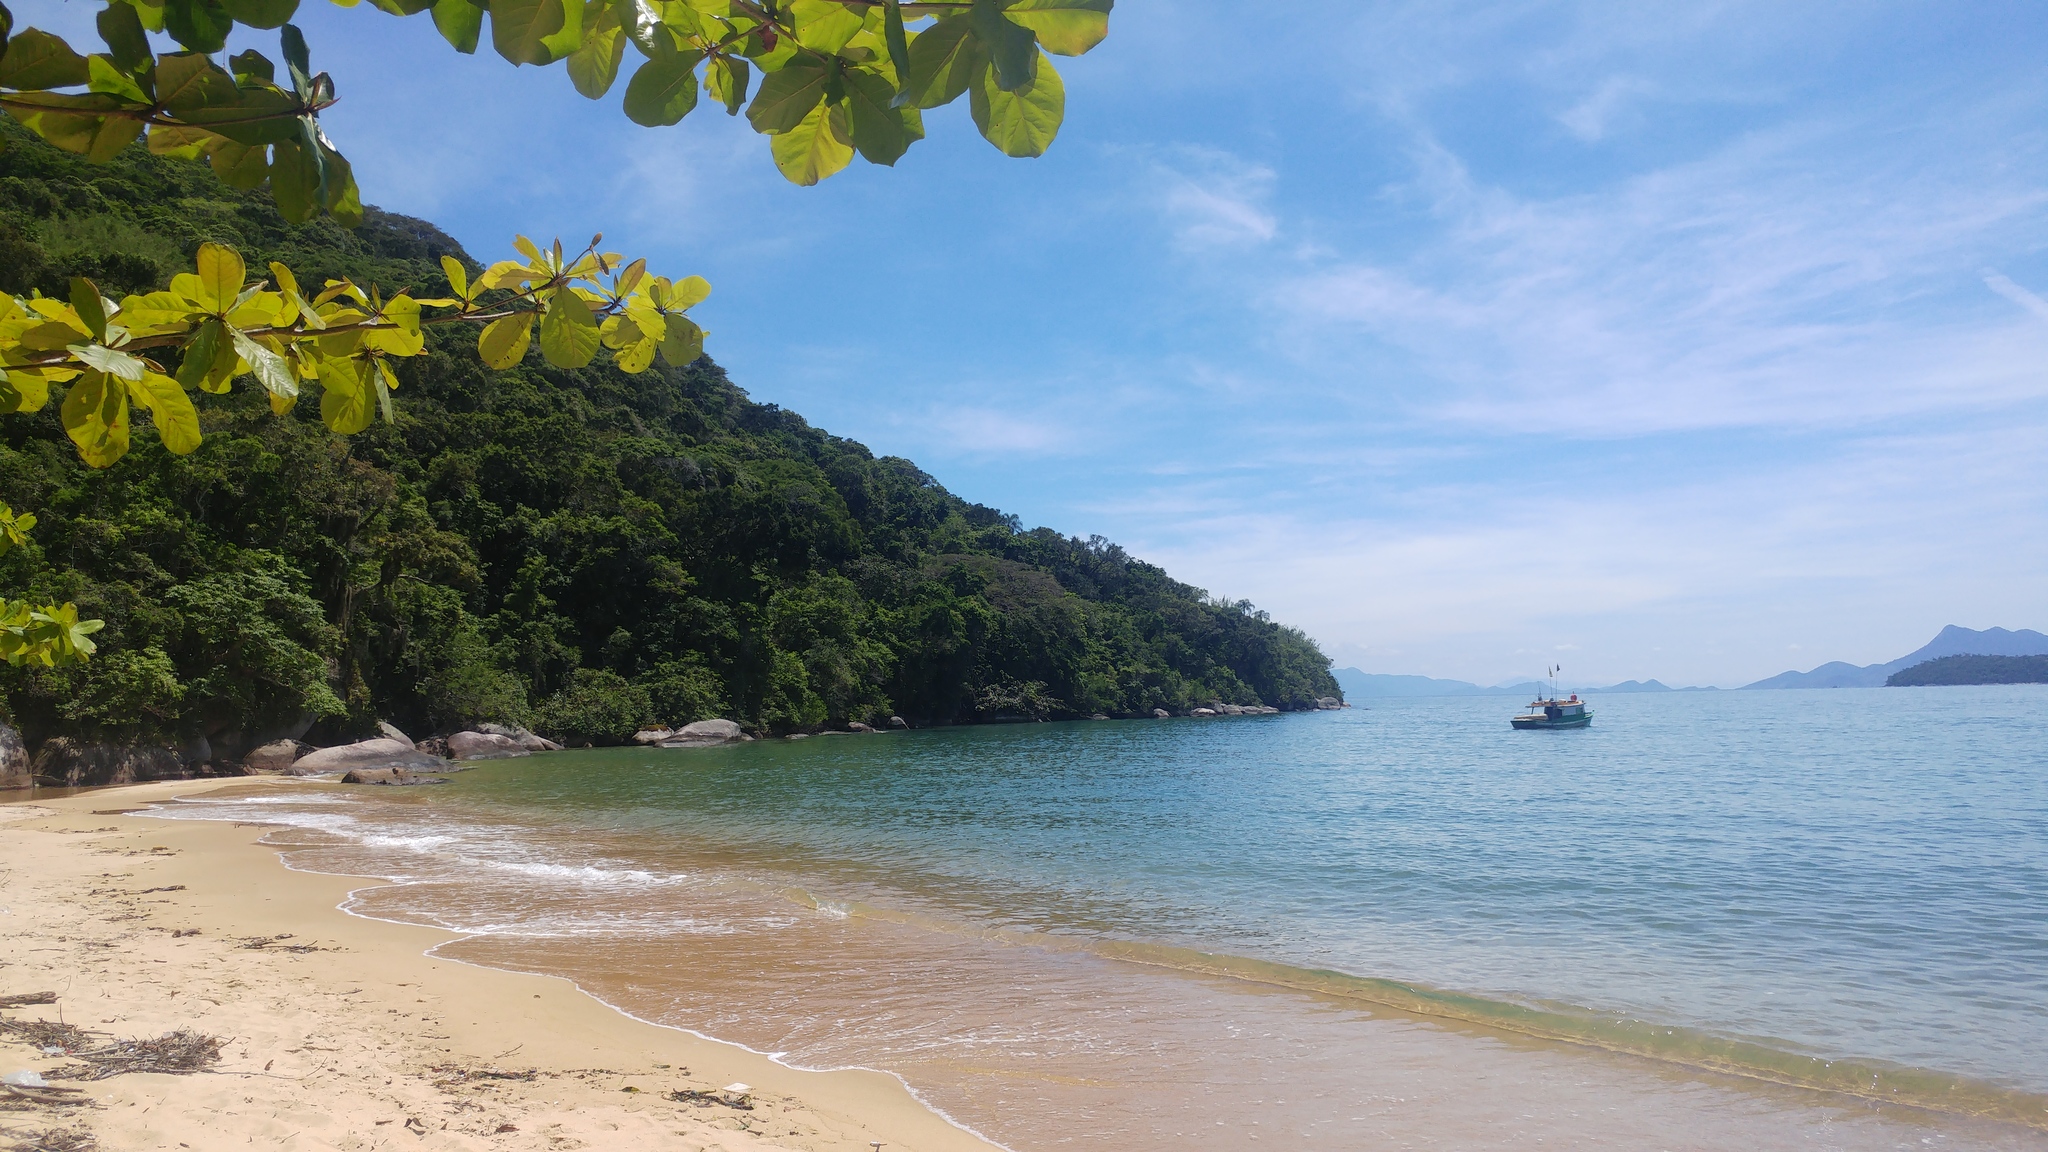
[34,0,2048,686]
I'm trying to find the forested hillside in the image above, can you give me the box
[0,123,1338,758]
[1886,655,2048,686]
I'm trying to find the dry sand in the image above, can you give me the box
[0,781,1002,1152]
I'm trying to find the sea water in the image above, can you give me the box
[157,686,2048,1148]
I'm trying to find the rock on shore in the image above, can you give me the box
[446,731,529,761]
[635,719,748,748]
[290,738,447,775]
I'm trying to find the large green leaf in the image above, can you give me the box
[430,0,483,53]
[154,52,239,114]
[194,241,245,311]
[538,0,585,61]
[658,314,704,367]
[787,0,864,54]
[969,0,1035,91]
[538,291,600,368]
[477,313,533,369]
[704,53,749,114]
[0,29,90,90]
[769,100,852,185]
[566,0,625,97]
[96,3,153,73]
[1001,0,1109,56]
[231,330,298,401]
[59,370,131,468]
[317,357,373,433]
[842,65,922,165]
[163,0,233,53]
[208,138,270,189]
[970,51,1061,156]
[125,371,202,454]
[902,16,984,109]
[621,46,702,126]
[219,0,301,29]
[745,52,830,134]
[490,0,566,66]
[267,136,321,223]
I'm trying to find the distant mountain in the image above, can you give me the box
[1332,670,1505,697]
[1744,626,2048,690]
[1887,655,2048,687]
[1334,670,1711,697]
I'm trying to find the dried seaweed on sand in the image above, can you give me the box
[50,1030,222,1081]
[4,1126,96,1151]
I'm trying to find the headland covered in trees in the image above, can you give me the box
[0,123,1339,767]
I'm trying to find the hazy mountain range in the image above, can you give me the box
[1335,625,2048,697]
[1740,625,2048,689]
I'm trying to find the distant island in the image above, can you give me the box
[1332,670,1715,699]
[1744,626,2048,689]
[1886,655,2048,687]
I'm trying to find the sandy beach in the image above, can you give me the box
[0,781,999,1152]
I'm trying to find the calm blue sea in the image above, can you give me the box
[162,685,2048,1148]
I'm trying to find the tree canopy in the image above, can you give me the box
[0,128,1343,756]
[0,0,1110,203]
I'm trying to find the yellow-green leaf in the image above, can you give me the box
[125,371,202,455]
[431,0,484,53]
[318,357,374,434]
[491,0,567,65]
[746,52,830,134]
[705,54,750,115]
[194,242,246,313]
[622,46,703,126]
[538,290,600,368]
[998,0,1109,56]
[969,53,1062,157]
[658,314,704,366]
[788,0,864,54]
[0,370,55,414]
[440,254,470,300]
[208,138,271,190]
[842,64,922,165]
[770,100,854,185]
[567,0,626,97]
[0,30,91,91]
[902,15,984,109]
[478,313,533,369]
[231,330,298,399]
[60,370,132,468]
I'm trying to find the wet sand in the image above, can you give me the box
[0,782,998,1152]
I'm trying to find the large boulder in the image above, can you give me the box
[243,740,303,773]
[446,731,529,761]
[376,721,414,747]
[291,738,446,775]
[32,740,188,786]
[0,722,30,790]
[658,719,746,748]
[1315,697,1343,710]
[477,722,563,752]
[632,728,674,746]
[1191,707,1218,717]
[1153,708,1171,719]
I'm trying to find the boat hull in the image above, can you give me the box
[1510,714,1592,730]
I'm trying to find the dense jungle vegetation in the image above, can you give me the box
[0,124,1338,755]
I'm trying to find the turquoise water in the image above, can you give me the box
[163,685,2048,1146]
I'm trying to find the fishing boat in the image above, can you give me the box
[1510,695,1592,729]
[1511,664,1592,729]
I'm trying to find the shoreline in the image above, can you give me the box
[0,780,1002,1152]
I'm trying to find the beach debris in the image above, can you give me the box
[237,935,328,953]
[4,1126,96,1150]
[47,1030,221,1081]
[668,1083,753,1109]
[0,994,56,1009]
[2,1072,49,1089]
[0,1018,93,1055]
[0,1076,90,1108]
[428,1064,539,1089]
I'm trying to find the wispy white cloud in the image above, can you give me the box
[1147,147,1278,249]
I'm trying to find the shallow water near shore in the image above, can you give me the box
[157,686,2048,1147]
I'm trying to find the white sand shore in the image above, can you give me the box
[0,781,1001,1152]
